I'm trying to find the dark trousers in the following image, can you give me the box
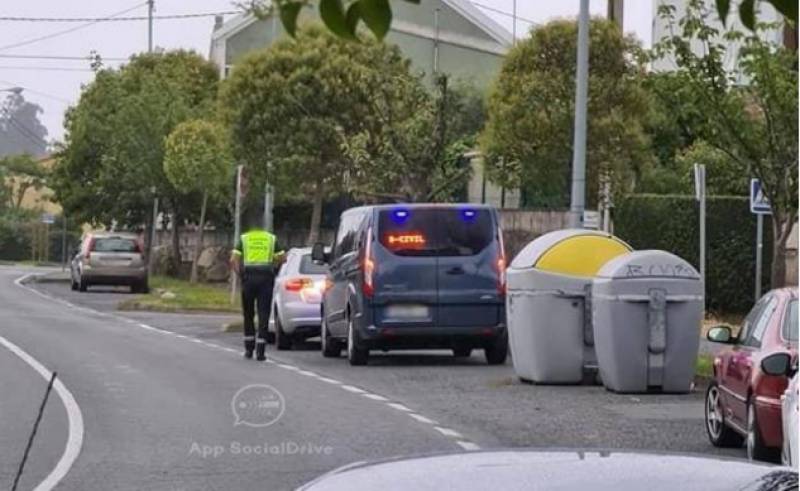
[241,269,275,353]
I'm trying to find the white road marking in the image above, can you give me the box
[362,393,389,402]
[456,441,481,451]
[434,426,463,438]
[0,335,84,491]
[408,413,437,425]
[15,274,478,453]
[340,385,366,394]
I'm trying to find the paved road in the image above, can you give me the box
[28,273,746,465]
[0,267,461,491]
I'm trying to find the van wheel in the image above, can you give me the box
[453,347,472,358]
[705,381,743,447]
[484,330,508,365]
[747,398,780,462]
[275,315,292,351]
[346,316,368,366]
[321,315,341,358]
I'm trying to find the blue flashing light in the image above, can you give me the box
[461,209,477,222]
[392,209,410,223]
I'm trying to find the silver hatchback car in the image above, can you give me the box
[268,248,328,350]
[70,232,149,293]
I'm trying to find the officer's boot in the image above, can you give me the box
[243,339,255,359]
[256,341,267,362]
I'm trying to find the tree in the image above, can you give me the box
[481,19,653,209]
[714,0,797,30]
[342,75,484,202]
[0,93,47,158]
[220,25,420,244]
[0,154,48,210]
[652,1,797,288]
[164,120,233,283]
[54,50,219,272]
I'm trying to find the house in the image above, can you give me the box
[210,0,512,90]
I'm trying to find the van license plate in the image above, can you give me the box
[386,305,429,319]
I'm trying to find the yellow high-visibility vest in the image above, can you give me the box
[240,230,275,267]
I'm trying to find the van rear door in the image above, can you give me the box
[435,208,503,328]
[373,209,439,327]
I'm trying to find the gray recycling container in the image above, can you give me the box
[592,250,703,393]
[506,229,631,384]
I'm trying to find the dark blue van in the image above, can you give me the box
[312,204,507,366]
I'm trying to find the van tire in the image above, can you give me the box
[321,315,341,358]
[484,330,508,365]
[347,316,368,366]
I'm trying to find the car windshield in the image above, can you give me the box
[378,208,494,257]
[784,299,798,342]
[92,238,139,253]
[298,254,327,275]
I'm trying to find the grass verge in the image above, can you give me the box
[695,353,715,380]
[118,275,241,313]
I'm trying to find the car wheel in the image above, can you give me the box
[321,314,341,358]
[747,398,780,463]
[275,314,292,351]
[346,315,368,366]
[484,329,508,365]
[453,347,472,358]
[78,278,88,292]
[704,381,744,447]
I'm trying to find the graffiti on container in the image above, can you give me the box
[624,263,698,279]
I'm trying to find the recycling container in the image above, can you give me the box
[592,250,703,393]
[506,229,631,384]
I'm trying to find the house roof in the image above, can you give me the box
[211,0,512,48]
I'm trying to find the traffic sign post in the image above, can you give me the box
[694,164,706,296]
[750,179,771,302]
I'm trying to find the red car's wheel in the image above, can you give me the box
[705,381,744,447]
[746,398,780,463]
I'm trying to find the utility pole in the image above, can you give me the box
[147,0,154,52]
[569,0,590,228]
[61,214,67,271]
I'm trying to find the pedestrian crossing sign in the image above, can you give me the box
[750,179,771,215]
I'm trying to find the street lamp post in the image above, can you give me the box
[569,0,590,228]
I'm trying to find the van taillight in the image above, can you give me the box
[363,226,375,298]
[496,226,506,295]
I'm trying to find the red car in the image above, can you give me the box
[705,287,798,462]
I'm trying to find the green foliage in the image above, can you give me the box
[244,0,421,41]
[715,0,797,30]
[164,119,232,196]
[0,154,48,211]
[615,194,772,314]
[651,1,798,286]
[482,19,652,209]
[54,50,219,228]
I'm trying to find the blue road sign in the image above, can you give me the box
[750,179,771,215]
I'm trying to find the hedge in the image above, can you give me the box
[615,194,771,315]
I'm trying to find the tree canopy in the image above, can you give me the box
[651,0,798,287]
[481,19,652,209]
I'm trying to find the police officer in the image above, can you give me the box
[230,216,284,361]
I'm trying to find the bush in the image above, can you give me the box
[615,194,771,315]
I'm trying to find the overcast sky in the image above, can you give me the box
[0,0,653,144]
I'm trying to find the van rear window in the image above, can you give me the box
[377,208,494,257]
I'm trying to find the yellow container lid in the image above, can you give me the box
[535,234,631,277]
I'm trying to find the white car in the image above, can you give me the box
[783,372,799,467]
[268,248,328,350]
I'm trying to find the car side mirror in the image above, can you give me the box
[707,325,734,344]
[761,352,794,377]
[311,242,328,264]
